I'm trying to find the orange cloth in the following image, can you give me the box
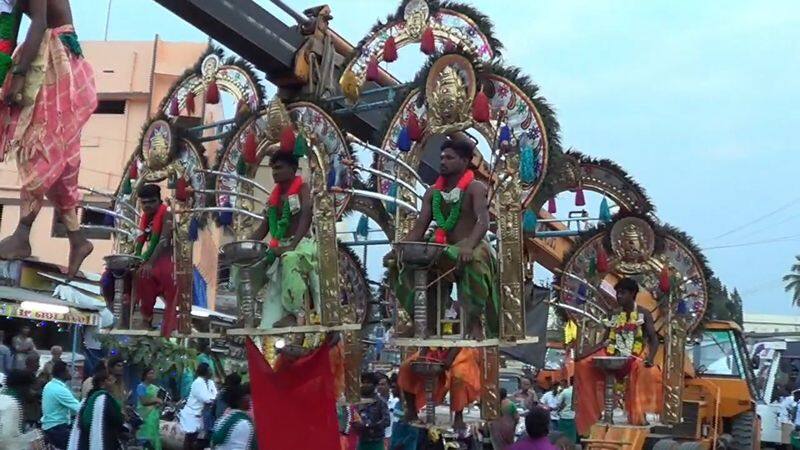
[574,349,662,436]
[398,348,481,413]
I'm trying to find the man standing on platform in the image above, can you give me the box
[574,277,661,435]
[0,0,97,279]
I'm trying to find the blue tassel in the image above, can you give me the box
[499,125,512,144]
[599,197,612,224]
[577,283,587,304]
[523,210,537,233]
[397,126,412,152]
[189,216,199,241]
[677,299,688,315]
[104,213,115,227]
[386,182,398,215]
[356,214,369,239]
[219,202,233,226]
[520,145,535,183]
[327,166,337,190]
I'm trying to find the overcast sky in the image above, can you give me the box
[68,0,800,314]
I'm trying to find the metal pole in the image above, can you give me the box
[70,325,78,377]
[239,266,254,329]
[413,269,428,338]
[267,0,311,25]
[104,0,113,41]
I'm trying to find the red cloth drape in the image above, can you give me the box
[246,339,340,450]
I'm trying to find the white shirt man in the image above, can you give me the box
[179,376,218,434]
[385,394,399,441]
[540,386,561,423]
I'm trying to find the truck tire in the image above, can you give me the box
[730,411,757,450]
[652,439,679,450]
[677,443,705,450]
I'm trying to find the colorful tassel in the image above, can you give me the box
[547,197,557,214]
[520,145,534,183]
[523,210,537,233]
[243,130,258,164]
[186,91,196,115]
[397,126,412,152]
[499,124,512,144]
[577,283,588,304]
[472,90,490,123]
[587,258,597,278]
[236,156,247,176]
[596,246,609,273]
[129,160,138,179]
[433,228,447,244]
[167,174,177,189]
[219,202,233,226]
[443,40,456,53]
[169,96,179,116]
[676,299,688,315]
[293,132,309,158]
[365,56,380,82]
[599,197,612,224]
[122,178,132,195]
[280,125,295,153]
[205,81,220,104]
[383,36,398,62]
[175,177,189,202]
[188,216,199,242]
[356,214,369,239]
[103,213,115,227]
[659,265,671,294]
[575,188,586,206]
[326,166,337,190]
[420,27,435,55]
[407,111,423,141]
[386,182,398,215]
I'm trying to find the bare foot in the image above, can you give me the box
[272,314,298,328]
[452,413,466,431]
[0,233,32,260]
[67,239,94,279]
[468,318,484,341]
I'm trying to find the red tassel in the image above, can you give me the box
[365,56,380,82]
[596,246,609,273]
[169,96,179,116]
[175,177,189,202]
[407,111,423,141]
[186,91,196,115]
[443,40,456,53]
[205,82,220,105]
[383,36,398,62]
[280,125,296,153]
[129,160,138,179]
[547,198,557,214]
[472,90,490,123]
[659,266,671,294]
[420,27,435,55]
[434,228,447,244]
[243,130,258,164]
[575,188,586,206]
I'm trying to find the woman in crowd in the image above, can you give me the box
[136,367,164,450]
[0,370,39,449]
[179,362,218,450]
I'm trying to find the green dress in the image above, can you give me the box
[136,383,162,450]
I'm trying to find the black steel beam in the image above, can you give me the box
[153,0,303,82]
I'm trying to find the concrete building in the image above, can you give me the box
[0,38,208,274]
[743,313,800,334]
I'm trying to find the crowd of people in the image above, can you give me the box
[0,334,256,450]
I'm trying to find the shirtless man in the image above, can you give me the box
[387,134,496,339]
[0,0,97,279]
[250,151,314,328]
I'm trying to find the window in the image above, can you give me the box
[94,100,126,115]
[692,330,744,378]
[543,348,566,371]
[81,209,111,240]
[51,208,111,239]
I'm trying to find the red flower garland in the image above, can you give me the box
[137,203,168,244]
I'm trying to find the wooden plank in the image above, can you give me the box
[226,323,361,336]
